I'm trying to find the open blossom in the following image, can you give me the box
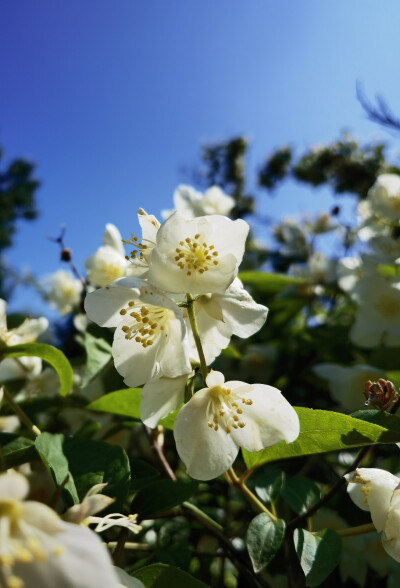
[367,174,400,221]
[43,269,83,315]
[147,211,249,295]
[346,468,400,562]
[313,363,385,413]
[349,276,400,348]
[85,223,130,288]
[0,299,49,394]
[123,208,160,278]
[0,470,122,587]
[162,185,235,219]
[84,277,191,387]
[186,278,268,365]
[174,371,299,480]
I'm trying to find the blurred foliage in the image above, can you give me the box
[0,146,39,299]
[258,132,400,198]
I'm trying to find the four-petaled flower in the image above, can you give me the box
[84,277,191,387]
[147,211,249,295]
[173,371,300,480]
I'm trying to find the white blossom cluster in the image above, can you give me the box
[83,186,300,480]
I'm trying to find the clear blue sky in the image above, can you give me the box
[1,0,400,312]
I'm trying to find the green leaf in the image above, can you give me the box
[88,388,180,430]
[2,343,73,397]
[386,371,400,390]
[87,388,141,419]
[294,528,342,586]
[249,465,285,504]
[246,513,285,573]
[221,344,242,359]
[63,437,130,510]
[131,479,198,519]
[242,407,400,470]
[35,433,79,505]
[130,459,161,492]
[351,410,400,436]
[0,433,37,468]
[132,564,207,588]
[282,477,321,515]
[238,271,306,294]
[77,331,112,388]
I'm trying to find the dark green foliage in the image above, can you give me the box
[0,147,39,298]
[258,133,400,198]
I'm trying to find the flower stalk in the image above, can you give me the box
[186,292,208,383]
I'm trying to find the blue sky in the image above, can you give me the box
[1,0,400,312]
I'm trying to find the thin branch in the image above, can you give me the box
[357,81,400,133]
[144,425,177,481]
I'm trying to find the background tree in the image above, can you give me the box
[0,146,39,299]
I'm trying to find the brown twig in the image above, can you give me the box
[144,425,177,481]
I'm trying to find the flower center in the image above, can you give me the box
[0,504,63,588]
[123,232,155,268]
[119,302,169,348]
[174,234,219,276]
[206,385,252,434]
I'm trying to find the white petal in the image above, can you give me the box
[229,383,300,451]
[84,282,142,327]
[13,317,49,342]
[103,223,125,256]
[382,487,400,562]
[140,374,189,428]
[346,468,400,531]
[114,566,145,587]
[174,388,239,480]
[112,325,160,387]
[189,303,231,365]
[138,208,160,244]
[206,370,225,388]
[14,523,120,587]
[213,279,268,338]
[23,501,65,534]
[0,298,7,329]
[173,185,203,218]
[0,470,29,500]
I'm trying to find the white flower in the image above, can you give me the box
[313,363,385,413]
[369,235,400,265]
[163,185,235,219]
[84,277,191,387]
[147,212,249,295]
[367,174,400,221]
[0,470,122,587]
[174,371,299,480]
[43,270,83,315]
[85,224,130,288]
[346,468,400,562]
[140,372,192,428]
[186,278,268,365]
[349,276,400,348]
[0,299,49,395]
[290,252,337,285]
[273,218,309,258]
[123,208,160,278]
[303,212,338,235]
[337,257,363,293]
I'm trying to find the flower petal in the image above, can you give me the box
[140,374,189,428]
[174,388,239,480]
[228,383,300,451]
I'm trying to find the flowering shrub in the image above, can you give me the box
[1,173,400,587]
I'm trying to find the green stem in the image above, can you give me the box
[2,386,41,437]
[186,293,208,383]
[183,501,223,532]
[226,467,277,520]
[336,523,376,538]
